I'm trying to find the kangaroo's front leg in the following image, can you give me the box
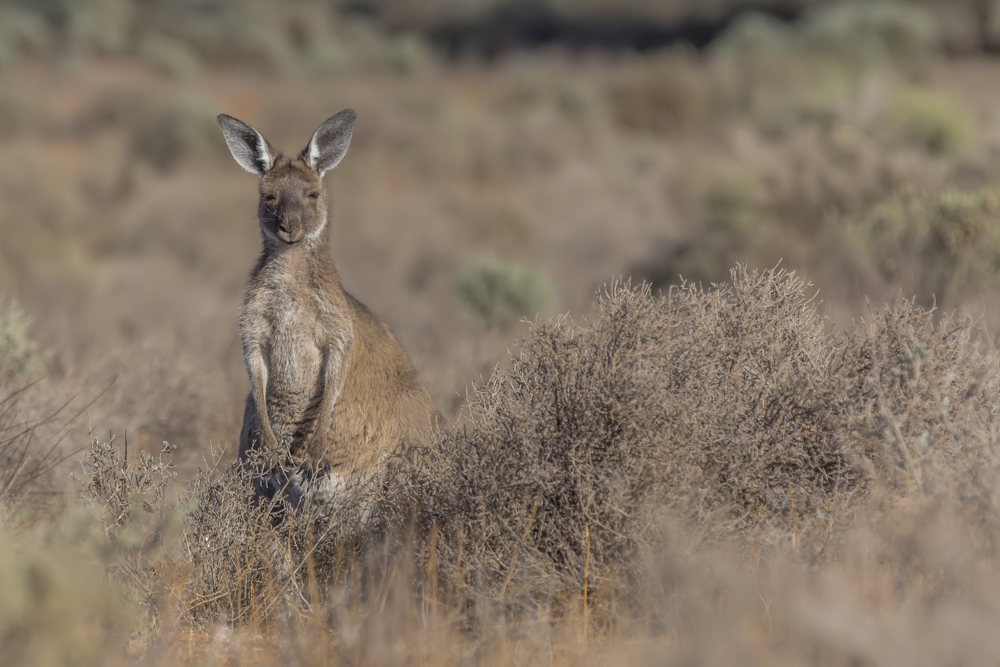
[307,337,351,464]
[246,344,281,453]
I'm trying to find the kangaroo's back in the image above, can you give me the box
[219,109,443,507]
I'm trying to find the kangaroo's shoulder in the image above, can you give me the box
[343,291,421,375]
[344,292,392,335]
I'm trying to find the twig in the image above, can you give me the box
[498,492,543,602]
[583,522,591,648]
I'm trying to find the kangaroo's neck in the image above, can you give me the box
[253,233,340,290]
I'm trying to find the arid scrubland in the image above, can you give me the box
[5,0,1000,664]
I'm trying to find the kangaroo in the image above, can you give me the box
[218,109,443,508]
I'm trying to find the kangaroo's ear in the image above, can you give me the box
[217,114,277,177]
[301,109,356,177]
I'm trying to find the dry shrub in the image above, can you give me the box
[104,446,376,630]
[609,51,716,136]
[370,265,998,615]
[0,393,152,666]
[0,388,52,504]
[376,268,853,612]
[75,90,224,174]
[57,265,1000,663]
[0,377,94,509]
[78,439,278,629]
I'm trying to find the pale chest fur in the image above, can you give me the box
[241,277,326,440]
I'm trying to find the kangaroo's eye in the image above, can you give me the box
[307,192,320,200]
[263,194,276,204]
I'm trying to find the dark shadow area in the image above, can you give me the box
[427,1,803,58]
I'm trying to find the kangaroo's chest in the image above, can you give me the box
[243,286,325,428]
[270,296,322,383]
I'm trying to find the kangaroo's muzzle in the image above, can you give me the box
[276,216,304,244]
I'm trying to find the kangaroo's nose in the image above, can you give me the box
[280,217,300,233]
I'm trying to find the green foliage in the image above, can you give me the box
[0,504,135,667]
[710,15,850,127]
[704,175,767,233]
[888,87,976,155]
[381,33,434,75]
[710,2,941,127]
[456,256,557,329]
[0,300,43,384]
[844,187,1000,304]
[0,7,49,70]
[0,0,434,75]
[800,0,940,66]
[710,11,796,60]
[714,1,940,67]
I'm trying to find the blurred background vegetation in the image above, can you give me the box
[5,0,1000,458]
[2,0,1000,448]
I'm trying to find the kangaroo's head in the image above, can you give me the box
[217,110,356,247]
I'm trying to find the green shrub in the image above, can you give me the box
[0,7,50,70]
[456,256,557,329]
[888,87,976,155]
[381,33,434,75]
[703,175,767,233]
[710,2,942,128]
[710,11,795,60]
[0,506,135,667]
[843,187,1000,305]
[0,0,434,76]
[0,300,43,384]
[714,1,939,66]
[801,0,940,66]
[710,14,856,128]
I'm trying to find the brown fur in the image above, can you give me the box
[220,110,443,505]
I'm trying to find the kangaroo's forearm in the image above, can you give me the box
[247,345,279,450]
[308,340,350,461]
